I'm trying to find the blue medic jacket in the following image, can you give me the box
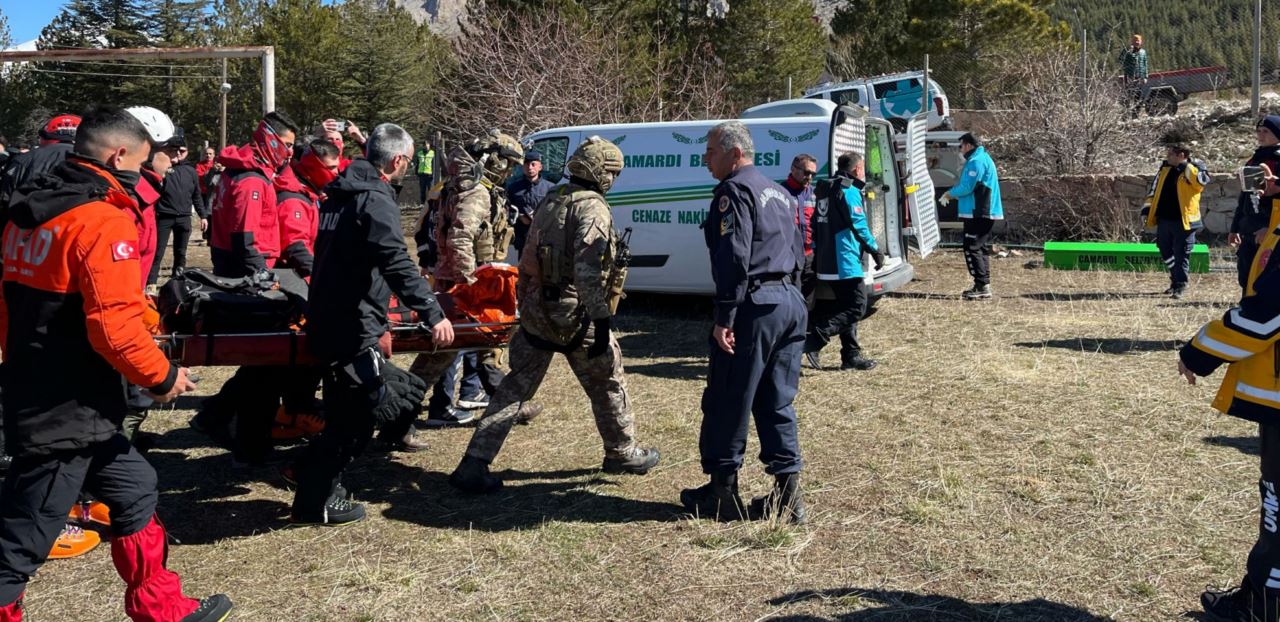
[812,174,878,280]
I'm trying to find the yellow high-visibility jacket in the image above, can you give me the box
[1144,160,1208,231]
[1183,226,1280,421]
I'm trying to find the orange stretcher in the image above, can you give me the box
[155,265,520,367]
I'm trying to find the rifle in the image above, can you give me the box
[606,227,633,315]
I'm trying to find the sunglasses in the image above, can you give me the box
[793,166,817,177]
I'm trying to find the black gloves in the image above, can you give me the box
[587,318,612,358]
[371,364,428,425]
[871,250,886,271]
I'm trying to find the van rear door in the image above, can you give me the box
[903,113,940,258]
[828,105,866,174]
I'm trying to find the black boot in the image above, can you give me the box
[680,471,746,521]
[748,473,807,525]
[449,455,503,494]
[1201,578,1274,622]
[180,594,234,622]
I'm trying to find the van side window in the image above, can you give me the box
[830,88,861,106]
[533,137,570,184]
[872,78,922,99]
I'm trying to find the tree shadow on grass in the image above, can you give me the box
[624,361,706,381]
[1014,337,1184,354]
[1203,435,1260,456]
[765,588,1110,621]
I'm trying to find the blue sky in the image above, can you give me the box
[5,2,68,45]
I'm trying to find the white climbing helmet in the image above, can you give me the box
[125,106,176,145]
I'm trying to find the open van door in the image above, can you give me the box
[904,113,940,257]
[828,105,866,173]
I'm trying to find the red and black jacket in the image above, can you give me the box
[0,157,177,456]
[209,144,279,277]
[274,167,319,277]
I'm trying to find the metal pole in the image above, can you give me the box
[219,59,228,151]
[262,47,275,114]
[1079,29,1087,104]
[1254,0,1263,118]
[786,76,792,99]
[921,54,929,113]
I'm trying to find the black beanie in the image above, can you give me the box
[1259,115,1280,140]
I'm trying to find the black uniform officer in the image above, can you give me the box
[680,121,808,524]
[289,124,454,526]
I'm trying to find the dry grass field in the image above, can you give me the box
[18,245,1266,621]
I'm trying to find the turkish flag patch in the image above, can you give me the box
[111,241,138,261]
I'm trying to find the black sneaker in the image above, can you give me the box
[1162,286,1175,295]
[802,351,823,370]
[457,394,490,410]
[423,406,476,428]
[1171,286,1187,299]
[1201,583,1262,622]
[840,356,877,371]
[180,594,233,622]
[602,448,661,475]
[290,494,366,526]
[962,284,993,300]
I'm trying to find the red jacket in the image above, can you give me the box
[274,167,319,277]
[135,168,162,288]
[210,144,280,276]
[0,158,176,455]
[195,159,214,195]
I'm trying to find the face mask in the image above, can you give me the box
[252,120,291,172]
[111,168,142,191]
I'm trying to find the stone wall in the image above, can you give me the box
[994,172,1240,242]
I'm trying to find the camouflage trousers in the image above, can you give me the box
[462,328,637,464]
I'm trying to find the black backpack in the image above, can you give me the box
[157,268,309,334]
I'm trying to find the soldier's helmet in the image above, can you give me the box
[566,136,624,193]
[466,130,524,186]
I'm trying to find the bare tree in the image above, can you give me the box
[986,43,1152,177]
[433,8,734,141]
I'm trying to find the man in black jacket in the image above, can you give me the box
[289,123,454,526]
[1231,116,1280,291]
[148,134,203,286]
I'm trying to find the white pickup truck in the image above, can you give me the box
[804,71,951,131]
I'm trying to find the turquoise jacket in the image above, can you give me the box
[952,146,1003,220]
[815,177,878,280]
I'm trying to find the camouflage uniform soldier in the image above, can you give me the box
[407,132,542,428]
[449,137,660,493]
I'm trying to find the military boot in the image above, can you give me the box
[680,471,747,521]
[449,456,503,494]
[748,473,807,525]
[602,447,661,475]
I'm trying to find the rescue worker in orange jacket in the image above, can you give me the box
[0,106,231,622]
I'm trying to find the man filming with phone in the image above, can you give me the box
[1230,116,1280,292]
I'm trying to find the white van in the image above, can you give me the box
[521,99,940,296]
[804,71,951,131]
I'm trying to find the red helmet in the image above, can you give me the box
[40,114,81,142]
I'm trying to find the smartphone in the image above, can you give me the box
[1242,165,1269,192]
[334,120,348,133]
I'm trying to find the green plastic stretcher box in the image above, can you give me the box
[1042,241,1210,273]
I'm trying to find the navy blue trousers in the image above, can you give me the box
[699,282,806,476]
[1155,220,1195,288]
